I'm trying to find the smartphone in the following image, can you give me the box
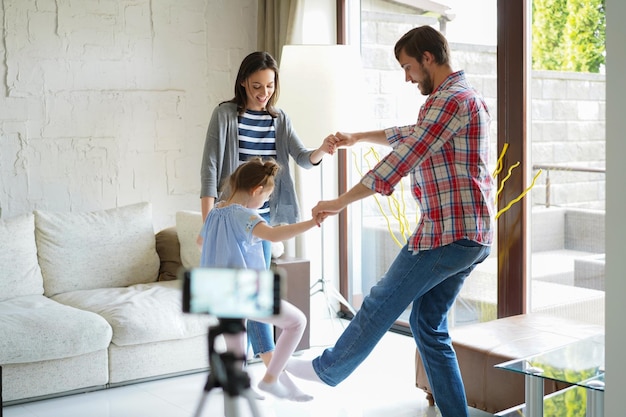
[181,267,282,318]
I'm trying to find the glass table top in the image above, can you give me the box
[495,334,605,391]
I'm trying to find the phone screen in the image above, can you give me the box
[182,268,281,318]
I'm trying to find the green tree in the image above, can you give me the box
[532,0,605,73]
[532,0,568,70]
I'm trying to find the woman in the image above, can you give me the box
[199,51,335,398]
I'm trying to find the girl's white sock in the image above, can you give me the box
[279,372,314,402]
[257,379,291,399]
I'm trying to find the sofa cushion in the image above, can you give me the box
[35,202,160,297]
[176,210,203,269]
[0,295,112,363]
[52,280,214,347]
[156,226,182,281]
[0,214,44,301]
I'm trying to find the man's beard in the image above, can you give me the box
[418,63,434,95]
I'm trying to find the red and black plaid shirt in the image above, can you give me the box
[361,70,495,252]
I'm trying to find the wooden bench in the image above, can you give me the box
[414,313,604,414]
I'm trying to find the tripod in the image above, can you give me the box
[192,318,262,417]
[309,210,356,319]
[310,277,356,318]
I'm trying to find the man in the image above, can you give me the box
[286,25,495,417]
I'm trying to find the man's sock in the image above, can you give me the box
[285,358,324,384]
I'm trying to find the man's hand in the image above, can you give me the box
[334,132,358,148]
[335,130,388,147]
[312,198,346,223]
[313,184,376,224]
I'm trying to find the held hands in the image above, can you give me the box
[318,132,357,156]
[310,134,340,164]
[319,134,339,156]
[312,198,345,226]
[312,210,330,228]
[333,132,358,148]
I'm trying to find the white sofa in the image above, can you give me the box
[0,202,212,404]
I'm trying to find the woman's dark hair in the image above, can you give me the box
[224,51,280,117]
[229,157,280,195]
[394,25,450,66]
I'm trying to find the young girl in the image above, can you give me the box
[199,157,324,402]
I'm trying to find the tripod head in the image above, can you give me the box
[207,318,251,397]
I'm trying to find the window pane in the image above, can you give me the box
[529,0,606,326]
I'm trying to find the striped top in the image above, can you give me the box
[361,70,495,252]
[238,109,277,215]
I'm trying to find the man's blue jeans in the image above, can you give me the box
[312,239,490,417]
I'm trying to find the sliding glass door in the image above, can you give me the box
[339,0,606,333]
[342,0,499,330]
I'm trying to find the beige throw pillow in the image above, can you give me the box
[35,202,160,297]
[175,211,203,269]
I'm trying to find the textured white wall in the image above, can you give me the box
[0,0,257,230]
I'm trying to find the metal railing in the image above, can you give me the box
[532,164,606,208]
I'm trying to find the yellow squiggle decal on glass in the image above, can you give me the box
[353,142,541,246]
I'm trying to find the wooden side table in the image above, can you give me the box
[271,256,311,351]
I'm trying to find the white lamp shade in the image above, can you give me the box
[278,44,365,148]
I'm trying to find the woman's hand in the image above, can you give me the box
[309,134,338,164]
[318,134,339,156]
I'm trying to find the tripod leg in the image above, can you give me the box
[312,278,357,318]
[192,390,212,417]
[310,278,325,296]
[239,388,264,417]
[223,393,243,417]
[323,287,338,319]
[192,367,224,417]
[325,283,357,315]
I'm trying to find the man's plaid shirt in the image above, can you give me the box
[361,70,496,253]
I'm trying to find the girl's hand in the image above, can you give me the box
[312,198,345,221]
[313,211,329,227]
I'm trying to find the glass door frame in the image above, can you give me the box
[335,0,529,325]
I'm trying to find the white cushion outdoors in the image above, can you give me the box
[0,214,44,301]
[0,295,112,363]
[52,280,213,347]
[35,202,160,297]
[176,210,203,269]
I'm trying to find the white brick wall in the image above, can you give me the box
[0,0,257,229]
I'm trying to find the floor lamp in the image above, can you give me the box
[279,44,364,318]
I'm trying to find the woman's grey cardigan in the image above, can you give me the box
[200,101,319,225]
